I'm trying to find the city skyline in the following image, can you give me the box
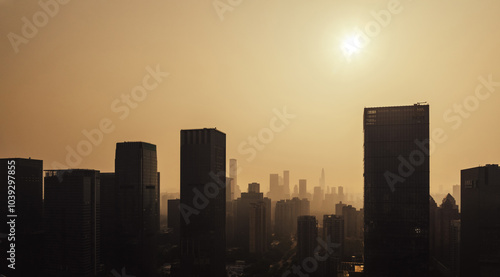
[2,1,500,196]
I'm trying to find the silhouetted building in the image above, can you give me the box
[180,128,226,277]
[364,104,430,277]
[275,197,310,238]
[452,184,460,209]
[335,201,346,216]
[322,215,344,275]
[168,199,180,245]
[461,164,500,276]
[44,169,101,277]
[235,183,270,253]
[283,170,290,198]
[115,141,160,276]
[312,186,324,212]
[297,216,318,263]
[430,194,460,271]
[249,201,267,254]
[0,158,43,276]
[100,172,116,271]
[299,179,307,199]
[230,159,240,199]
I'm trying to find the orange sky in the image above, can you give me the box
[1,0,500,195]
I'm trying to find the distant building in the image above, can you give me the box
[299,179,307,199]
[180,129,226,276]
[322,215,344,275]
[283,170,290,198]
[230,159,239,199]
[275,197,310,238]
[363,104,430,276]
[452,184,460,209]
[461,164,500,276]
[235,183,271,253]
[44,169,101,277]
[312,186,324,212]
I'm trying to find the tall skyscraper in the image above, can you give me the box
[320,168,326,190]
[364,104,430,276]
[283,170,290,198]
[323,215,344,275]
[44,169,101,277]
[115,141,160,276]
[461,164,500,276]
[299,179,307,199]
[452,184,460,209]
[0,158,43,275]
[297,215,318,262]
[180,128,226,276]
[230,159,240,199]
[269,173,281,200]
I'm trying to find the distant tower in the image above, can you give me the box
[283,170,290,198]
[269,173,280,200]
[180,128,226,276]
[299,179,307,199]
[230,159,239,198]
[320,168,326,190]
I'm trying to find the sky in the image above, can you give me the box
[1,0,500,196]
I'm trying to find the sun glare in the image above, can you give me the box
[341,34,362,60]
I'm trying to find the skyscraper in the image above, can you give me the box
[461,164,500,276]
[299,179,307,199]
[297,215,318,262]
[0,158,43,275]
[44,169,101,277]
[230,159,240,199]
[363,104,430,276]
[284,170,290,198]
[323,215,344,275]
[320,168,325,190]
[180,128,226,276]
[115,141,160,276]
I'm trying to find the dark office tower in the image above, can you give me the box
[235,183,271,253]
[249,201,267,254]
[115,142,160,276]
[44,169,101,277]
[230,158,239,199]
[364,104,430,277]
[323,215,344,275]
[299,179,307,199]
[180,128,226,277]
[284,170,290,198]
[0,158,43,275]
[432,194,460,269]
[168,199,181,245]
[297,215,318,263]
[461,164,500,276]
[100,172,116,271]
[450,220,460,277]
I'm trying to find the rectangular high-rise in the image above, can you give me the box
[44,169,101,277]
[461,164,500,276]
[180,128,226,276]
[363,104,430,277]
[115,141,160,276]
[0,158,43,275]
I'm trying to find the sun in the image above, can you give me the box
[340,34,362,60]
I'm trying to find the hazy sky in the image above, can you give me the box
[1,0,500,195]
